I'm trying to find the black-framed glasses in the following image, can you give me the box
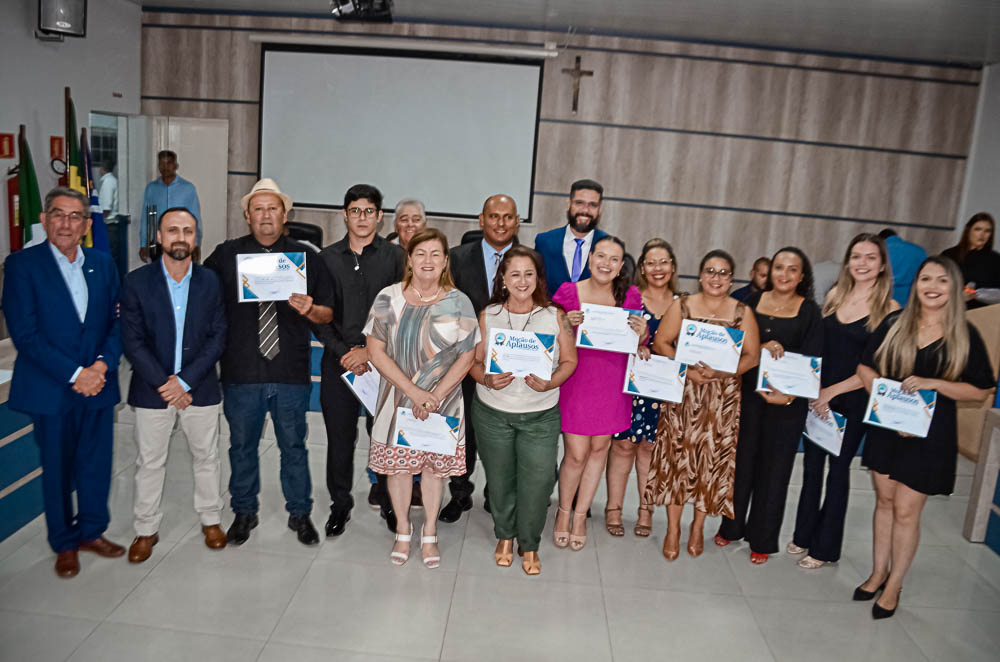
[347,207,378,218]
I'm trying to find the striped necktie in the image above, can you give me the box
[257,247,279,360]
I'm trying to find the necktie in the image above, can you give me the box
[570,238,585,282]
[488,251,502,296]
[257,247,280,360]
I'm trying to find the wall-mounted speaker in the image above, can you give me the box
[38,0,87,38]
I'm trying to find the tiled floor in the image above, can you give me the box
[1,410,999,662]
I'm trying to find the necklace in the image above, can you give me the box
[411,284,442,302]
[506,303,537,331]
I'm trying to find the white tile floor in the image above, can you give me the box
[1,409,999,662]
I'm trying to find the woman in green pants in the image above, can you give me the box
[469,246,578,575]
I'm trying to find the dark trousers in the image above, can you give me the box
[223,383,313,517]
[718,394,807,554]
[448,377,478,499]
[32,404,114,553]
[320,373,374,514]
[793,403,866,562]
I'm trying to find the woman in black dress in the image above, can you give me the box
[791,233,898,569]
[942,212,1000,308]
[715,247,822,563]
[855,256,995,619]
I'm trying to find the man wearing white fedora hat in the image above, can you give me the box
[205,178,335,546]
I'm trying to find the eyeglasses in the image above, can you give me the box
[643,259,673,268]
[47,210,87,222]
[702,267,732,279]
[347,207,378,218]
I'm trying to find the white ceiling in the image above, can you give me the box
[140,0,1000,65]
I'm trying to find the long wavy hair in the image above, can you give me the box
[763,246,815,301]
[591,235,630,306]
[486,246,551,308]
[822,233,894,331]
[954,212,995,263]
[635,238,679,293]
[875,256,970,381]
[402,228,456,290]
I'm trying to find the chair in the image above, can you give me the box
[285,221,324,251]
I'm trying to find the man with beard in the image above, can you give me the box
[120,207,228,562]
[534,179,609,296]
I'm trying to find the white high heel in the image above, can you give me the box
[391,529,412,566]
[420,525,440,569]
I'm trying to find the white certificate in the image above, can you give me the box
[674,319,745,373]
[486,329,554,380]
[341,364,380,416]
[756,350,822,399]
[623,354,686,403]
[804,409,847,456]
[576,303,641,354]
[391,407,461,456]
[237,252,307,302]
[863,378,937,438]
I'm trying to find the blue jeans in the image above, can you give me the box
[223,383,312,517]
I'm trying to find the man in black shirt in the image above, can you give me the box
[204,178,334,546]
[316,184,404,537]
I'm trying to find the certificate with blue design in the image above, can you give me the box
[804,408,847,456]
[863,378,936,438]
[391,407,461,456]
[623,354,686,403]
[674,319,745,373]
[576,303,642,354]
[486,329,554,380]
[341,364,380,416]
[756,350,822,399]
[236,252,307,302]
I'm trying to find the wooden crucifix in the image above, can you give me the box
[561,56,593,114]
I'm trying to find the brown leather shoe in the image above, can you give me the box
[55,549,80,578]
[80,536,126,558]
[202,525,227,550]
[127,534,159,563]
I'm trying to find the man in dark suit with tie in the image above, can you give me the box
[120,207,228,563]
[2,186,124,578]
[441,194,520,522]
[533,179,609,296]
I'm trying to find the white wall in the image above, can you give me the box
[0,0,141,258]
[958,63,1000,241]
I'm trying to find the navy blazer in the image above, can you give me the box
[533,226,609,297]
[2,243,122,415]
[121,262,226,408]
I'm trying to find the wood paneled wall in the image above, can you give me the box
[140,11,980,284]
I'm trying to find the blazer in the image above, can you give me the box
[533,226,608,297]
[120,262,226,408]
[2,242,122,415]
[449,241,492,316]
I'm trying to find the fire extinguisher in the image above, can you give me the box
[6,167,22,253]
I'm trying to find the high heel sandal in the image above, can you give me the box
[872,587,901,619]
[494,539,514,567]
[853,579,888,601]
[662,526,680,561]
[798,555,832,569]
[553,506,571,548]
[687,523,704,558]
[390,527,412,566]
[569,510,588,551]
[604,507,624,537]
[713,534,731,547]
[521,549,541,575]
[750,552,769,565]
[634,504,653,538]
[420,525,440,569]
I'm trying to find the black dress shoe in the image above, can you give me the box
[853,580,887,601]
[439,496,473,523]
[325,510,351,537]
[380,501,398,533]
[367,483,383,510]
[872,593,899,619]
[226,514,259,545]
[288,515,319,545]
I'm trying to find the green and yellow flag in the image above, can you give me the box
[16,126,42,249]
[65,88,85,197]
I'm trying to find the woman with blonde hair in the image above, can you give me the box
[855,256,994,618]
[605,238,679,538]
[790,233,899,569]
[364,228,477,569]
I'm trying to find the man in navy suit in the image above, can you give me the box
[2,187,124,578]
[120,207,228,563]
[533,179,609,296]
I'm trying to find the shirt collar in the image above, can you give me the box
[564,226,594,243]
[481,238,513,258]
[161,259,193,285]
[48,241,84,267]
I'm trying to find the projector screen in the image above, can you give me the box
[259,45,544,221]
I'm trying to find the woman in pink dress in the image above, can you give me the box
[552,235,647,551]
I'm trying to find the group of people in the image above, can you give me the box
[3,174,998,621]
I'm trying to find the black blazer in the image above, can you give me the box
[121,262,226,408]
[451,239,522,316]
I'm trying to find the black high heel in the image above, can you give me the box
[872,589,900,620]
[852,580,887,601]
